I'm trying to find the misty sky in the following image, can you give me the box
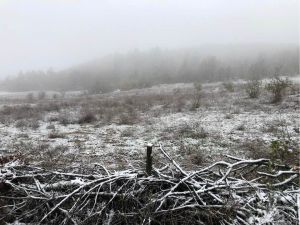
[0,0,298,78]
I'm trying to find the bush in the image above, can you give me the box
[269,139,299,165]
[46,124,55,130]
[48,131,65,139]
[289,83,300,95]
[58,114,71,125]
[120,128,135,137]
[28,120,40,130]
[245,80,261,98]
[191,82,202,109]
[38,91,46,100]
[41,145,70,168]
[242,139,269,159]
[15,120,28,129]
[176,124,208,139]
[193,82,202,92]
[15,119,39,130]
[189,151,206,165]
[78,111,97,124]
[265,77,291,103]
[223,82,234,92]
[224,113,233,119]
[179,143,206,166]
[0,105,43,124]
[244,137,299,166]
[173,98,186,112]
[236,124,246,131]
[26,93,34,102]
[118,112,138,125]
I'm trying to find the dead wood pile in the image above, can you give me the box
[0,145,299,225]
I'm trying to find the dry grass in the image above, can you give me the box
[48,131,65,139]
[0,79,299,172]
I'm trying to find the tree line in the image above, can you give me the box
[1,44,298,93]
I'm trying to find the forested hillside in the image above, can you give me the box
[1,44,299,92]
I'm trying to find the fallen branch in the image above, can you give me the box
[0,146,298,225]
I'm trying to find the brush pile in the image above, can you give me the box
[0,145,299,225]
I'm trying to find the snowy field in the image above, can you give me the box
[0,77,299,171]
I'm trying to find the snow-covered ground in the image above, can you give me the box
[0,77,299,170]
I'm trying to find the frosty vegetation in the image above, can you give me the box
[0,0,299,222]
[0,146,298,224]
[0,72,299,224]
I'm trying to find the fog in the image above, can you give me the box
[0,2,300,221]
[0,0,298,78]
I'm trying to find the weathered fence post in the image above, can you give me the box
[146,143,153,176]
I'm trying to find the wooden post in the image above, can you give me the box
[146,143,153,176]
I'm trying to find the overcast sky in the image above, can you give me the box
[0,0,298,78]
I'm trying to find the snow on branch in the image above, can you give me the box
[0,145,299,225]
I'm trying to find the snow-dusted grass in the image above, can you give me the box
[0,77,299,170]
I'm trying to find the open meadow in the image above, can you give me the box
[0,77,299,170]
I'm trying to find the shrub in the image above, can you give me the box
[60,91,66,98]
[0,104,42,121]
[26,93,34,102]
[28,120,40,130]
[242,139,270,159]
[0,105,14,115]
[176,124,208,139]
[191,82,202,109]
[118,112,138,125]
[46,124,55,130]
[261,119,286,134]
[289,83,300,95]
[193,82,202,92]
[223,82,235,92]
[244,137,299,166]
[78,111,97,124]
[120,128,135,137]
[41,145,70,168]
[38,91,46,100]
[172,88,181,95]
[224,113,233,119]
[236,124,246,131]
[191,127,208,139]
[58,115,70,125]
[173,96,186,112]
[245,80,261,98]
[39,102,61,112]
[269,139,299,165]
[179,143,206,166]
[15,120,28,129]
[265,77,291,103]
[15,118,39,130]
[189,152,206,165]
[52,93,58,99]
[48,131,65,139]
